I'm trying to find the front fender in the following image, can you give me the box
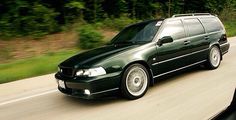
[94,43,157,85]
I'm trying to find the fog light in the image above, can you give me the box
[84,89,90,95]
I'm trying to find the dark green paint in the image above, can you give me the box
[55,14,230,99]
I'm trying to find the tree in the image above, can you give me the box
[184,0,207,13]
[219,0,236,21]
[83,0,104,22]
[0,1,59,37]
[65,1,85,22]
[102,0,127,18]
[1,0,236,38]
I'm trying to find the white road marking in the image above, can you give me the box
[0,89,57,106]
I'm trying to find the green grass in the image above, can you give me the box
[224,20,236,37]
[0,49,79,84]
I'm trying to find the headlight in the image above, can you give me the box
[76,67,106,77]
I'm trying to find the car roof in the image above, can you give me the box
[172,13,213,17]
[126,13,217,28]
[168,13,217,20]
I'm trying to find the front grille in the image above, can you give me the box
[60,67,74,77]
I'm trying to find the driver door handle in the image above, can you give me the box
[184,40,191,45]
[205,36,210,40]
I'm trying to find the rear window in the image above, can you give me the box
[183,18,205,37]
[200,17,223,33]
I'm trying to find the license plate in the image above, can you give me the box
[58,80,65,89]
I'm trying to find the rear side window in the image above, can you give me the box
[200,17,223,33]
[184,18,205,37]
[159,20,185,40]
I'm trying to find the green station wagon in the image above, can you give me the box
[55,13,230,99]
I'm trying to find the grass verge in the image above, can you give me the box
[0,49,79,84]
[224,21,236,37]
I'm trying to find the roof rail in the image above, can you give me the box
[172,13,212,18]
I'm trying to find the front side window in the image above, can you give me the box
[159,20,185,40]
[184,18,205,36]
[111,20,162,44]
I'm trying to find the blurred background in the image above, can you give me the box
[0,0,236,83]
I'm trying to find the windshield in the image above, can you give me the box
[111,20,162,44]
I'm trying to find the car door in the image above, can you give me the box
[151,19,192,78]
[182,18,209,64]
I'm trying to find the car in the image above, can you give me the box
[211,88,236,120]
[55,13,230,100]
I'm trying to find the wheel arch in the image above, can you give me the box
[209,43,222,60]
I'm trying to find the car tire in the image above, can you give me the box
[205,45,221,69]
[121,63,150,100]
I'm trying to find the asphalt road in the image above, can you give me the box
[1,37,236,120]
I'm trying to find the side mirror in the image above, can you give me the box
[158,36,173,46]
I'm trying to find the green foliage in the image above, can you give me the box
[65,1,85,22]
[171,0,185,15]
[103,0,127,18]
[0,1,59,38]
[65,1,85,9]
[25,4,59,38]
[219,0,236,21]
[101,17,139,30]
[223,20,236,37]
[0,0,236,38]
[78,25,104,49]
[134,0,161,19]
[83,0,105,22]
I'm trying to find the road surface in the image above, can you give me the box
[0,37,236,120]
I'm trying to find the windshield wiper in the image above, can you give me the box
[112,41,135,45]
[112,40,148,45]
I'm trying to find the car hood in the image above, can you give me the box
[59,44,138,68]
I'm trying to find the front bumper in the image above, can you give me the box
[55,71,121,99]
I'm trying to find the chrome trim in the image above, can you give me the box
[152,48,208,66]
[91,88,119,95]
[222,50,228,55]
[153,60,207,78]
[220,42,229,47]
